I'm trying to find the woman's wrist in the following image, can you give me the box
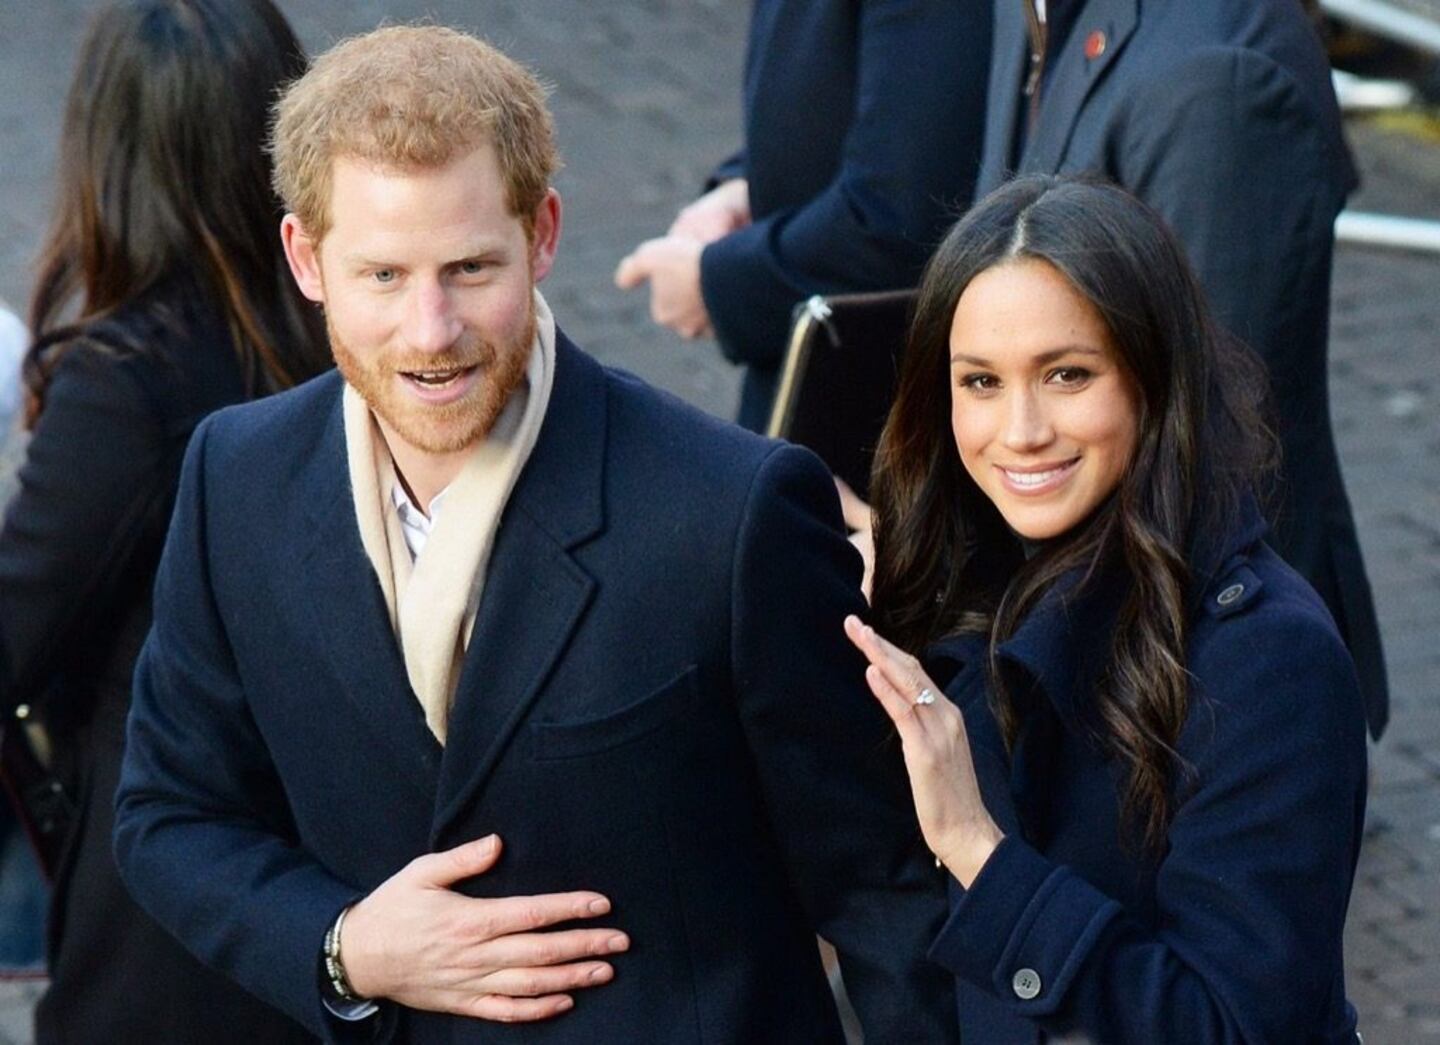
[937,820,1005,889]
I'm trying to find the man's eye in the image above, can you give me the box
[458,260,484,276]
[373,269,397,284]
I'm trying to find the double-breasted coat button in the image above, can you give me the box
[1012,967,1042,1000]
[1217,582,1246,606]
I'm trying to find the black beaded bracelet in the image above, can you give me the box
[323,906,363,1002]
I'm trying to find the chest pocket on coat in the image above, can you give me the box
[528,665,701,760]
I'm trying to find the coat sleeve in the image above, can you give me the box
[927,603,1368,1042]
[113,414,389,1043]
[699,0,990,368]
[0,344,173,715]
[705,149,747,191]
[728,442,958,1042]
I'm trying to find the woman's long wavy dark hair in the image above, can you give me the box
[23,0,328,423]
[870,176,1275,850]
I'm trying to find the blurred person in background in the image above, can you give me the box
[616,0,992,431]
[0,303,24,436]
[0,1,329,1041]
[0,300,43,976]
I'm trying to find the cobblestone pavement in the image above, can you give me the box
[1,2,1438,1042]
[1334,117,1440,1043]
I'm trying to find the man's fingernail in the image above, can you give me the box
[588,898,610,914]
[557,996,574,1012]
[588,964,612,983]
[478,834,498,854]
[607,934,629,952]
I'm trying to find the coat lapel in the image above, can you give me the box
[977,0,1031,195]
[431,335,606,840]
[298,379,442,804]
[1022,0,1138,175]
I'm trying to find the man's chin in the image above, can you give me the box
[375,404,494,457]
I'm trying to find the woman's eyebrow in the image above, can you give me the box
[949,345,1105,365]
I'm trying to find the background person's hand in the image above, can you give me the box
[834,478,874,602]
[340,835,629,1022]
[843,617,1004,887]
[667,178,751,243]
[614,236,712,338]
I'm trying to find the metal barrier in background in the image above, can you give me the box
[1337,211,1440,253]
[1321,0,1440,54]
[1330,210,1440,253]
[1321,2,1440,253]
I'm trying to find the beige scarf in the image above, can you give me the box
[343,292,556,742]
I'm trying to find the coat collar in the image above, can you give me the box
[431,332,606,838]
[1021,0,1138,174]
[493,330,607,553]
[299,375,443,803]
[978,0,1033,193]
[981,0,1139,190]
[1189,495,1269,593]
[294,333,608,820]
[923,495,1270,730]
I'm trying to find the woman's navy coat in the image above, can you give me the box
[925,504,1368,1043]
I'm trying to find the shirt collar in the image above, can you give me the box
[391,479,447,559]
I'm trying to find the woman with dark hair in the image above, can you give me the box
[0,1,327,1040]
[845,175,1367,1042]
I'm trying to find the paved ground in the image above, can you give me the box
[0,2,1438,1042]
[1332,115,1440,1042]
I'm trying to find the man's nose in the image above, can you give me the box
[404,280,462,354]
[1002,386,1054,452]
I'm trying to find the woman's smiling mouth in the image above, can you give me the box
[996,457,1080,494]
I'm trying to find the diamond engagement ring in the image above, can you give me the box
[913,688,936,707]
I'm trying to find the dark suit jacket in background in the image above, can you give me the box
[701,0,992,430]
[115,335,957,1043]
[977,0,1388,735]
[0,285,314,1043]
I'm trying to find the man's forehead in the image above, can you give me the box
[320,145,519,247]
[327,138,499,188]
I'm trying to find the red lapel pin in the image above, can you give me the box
[1084,29,1107,60]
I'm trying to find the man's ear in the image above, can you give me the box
[280,214,326,303]
[529,189,563,283]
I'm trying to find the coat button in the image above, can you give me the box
[1012,967,1042,1000]
[1217,583,1245,606]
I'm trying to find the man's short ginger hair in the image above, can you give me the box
[270,25,559,242]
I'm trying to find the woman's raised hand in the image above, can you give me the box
[843,616,1005,888]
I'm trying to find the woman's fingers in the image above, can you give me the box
[842,618,1002,884]
[844,615,938,699]
[864,664,922,727]
[845,616,941,733]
